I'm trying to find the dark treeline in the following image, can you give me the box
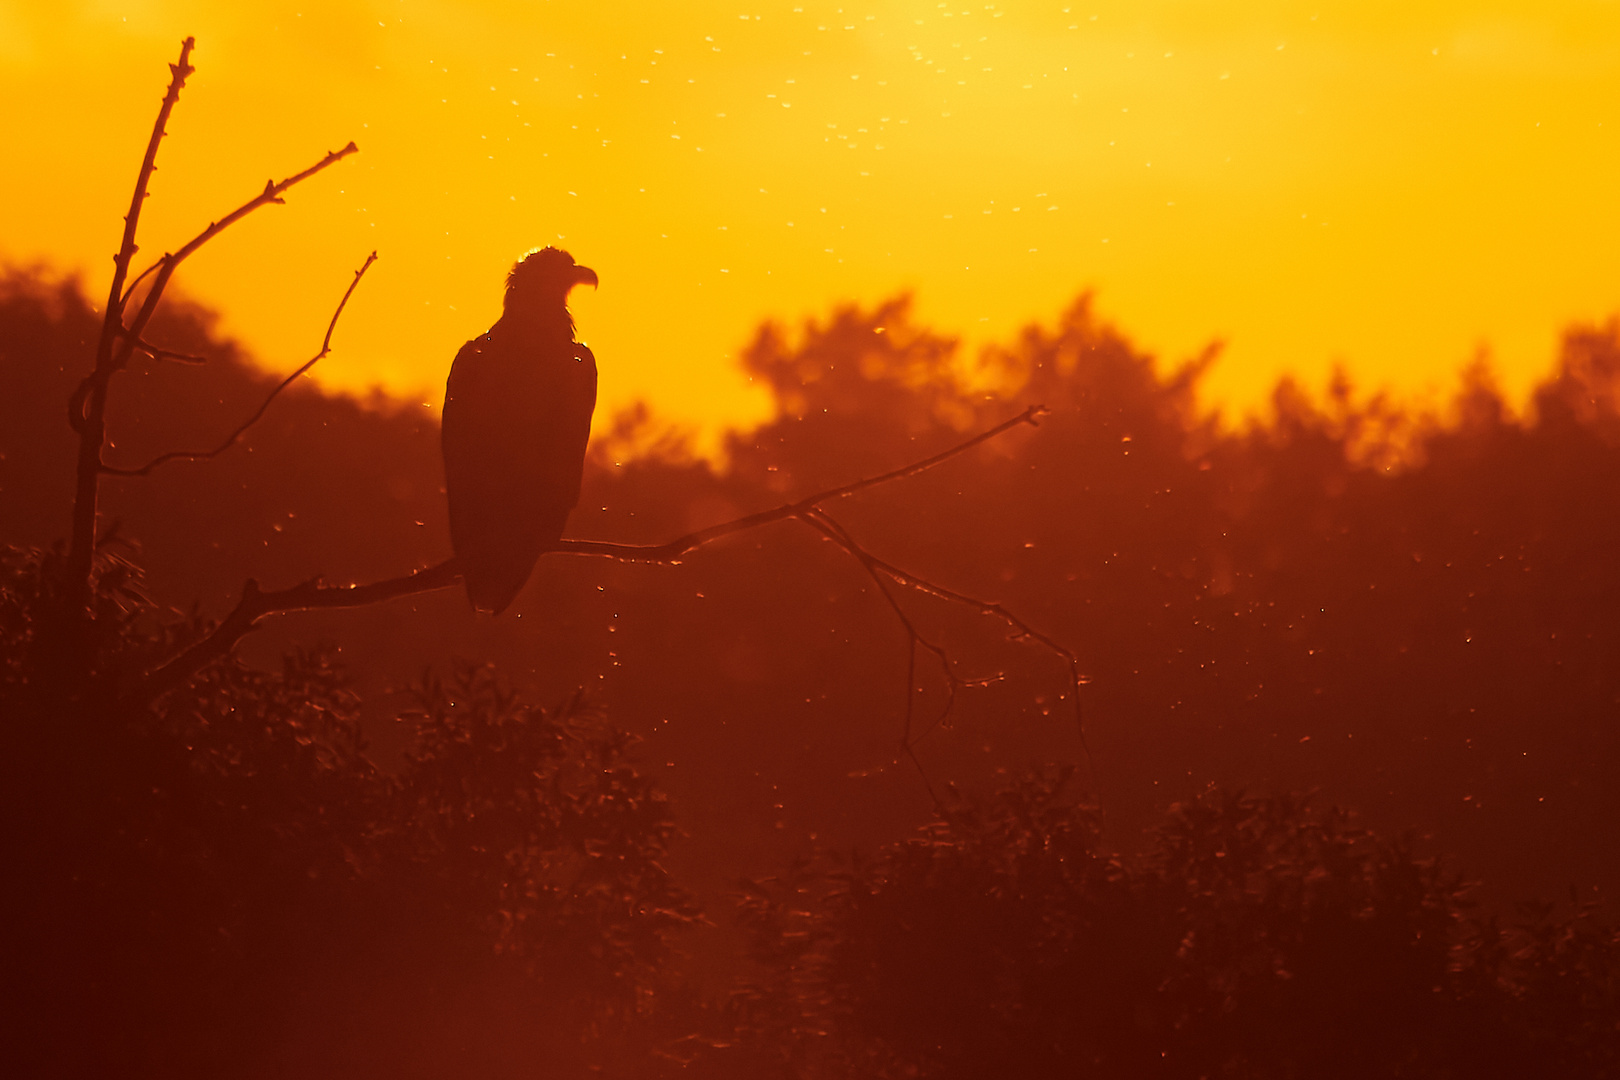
[3,266,1619,1076]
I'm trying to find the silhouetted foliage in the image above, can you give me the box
[704,770,1620,1080]
[0,539,691,1078]
[7,264,1620,1074]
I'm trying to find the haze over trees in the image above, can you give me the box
[4,256,1620,1076]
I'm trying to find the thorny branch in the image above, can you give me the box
[99,139,359,401]
[65,34,358,613]
[101,252,378,478]
[66,37,196,607]
[71,139,361,439]
[134,408,1070,720]
[111,142,359,369]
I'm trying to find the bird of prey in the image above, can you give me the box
[441,246,599,614]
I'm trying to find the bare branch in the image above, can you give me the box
[117,141,359,361]
[117,259,163,310]
[553,405,1048,564]
[101,252,377,478]
[104,38,194,345]
[67,37,196,605]
[65,39,357,612]
[123,334,211,365]
[801,509,951,806]
[67,375,93,434]
[819,531,1094,778]
[132,406,1047,705]
[798,507,1082,800]
[137,558,462,704]
[816,404,1050,503]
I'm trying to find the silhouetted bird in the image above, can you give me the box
[442,247,599,614]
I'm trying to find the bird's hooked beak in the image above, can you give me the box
[570,264,599,292]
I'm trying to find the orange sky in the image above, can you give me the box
[6,1,1620,445]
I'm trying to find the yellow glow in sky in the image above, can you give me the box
[6,1,1620,440]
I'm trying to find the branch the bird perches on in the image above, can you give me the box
[133,404,1086,792]
[136,408,1046,660]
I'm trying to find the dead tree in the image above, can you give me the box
[60,39,1087,788]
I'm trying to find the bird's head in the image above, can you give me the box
[504,246,598,318]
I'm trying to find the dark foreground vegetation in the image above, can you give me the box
[4,266,1620,1075]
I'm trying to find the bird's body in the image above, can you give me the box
[441,247,598,614]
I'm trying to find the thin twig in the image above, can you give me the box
[899,626,940,808]
[132,406,1046,706]
[823,538,1094,781]
[553,405,1048,564]
[804,508,999,711]
[101,252,377,477]
[67,377,93,435]
[123,333,211,365]
[804,508,1084,800]
[113,142,360,370]
[800,508,964,807]
[118,259,163,310]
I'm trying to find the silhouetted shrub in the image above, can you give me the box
[0,545,692,1079]
[711,770,1620,1080]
